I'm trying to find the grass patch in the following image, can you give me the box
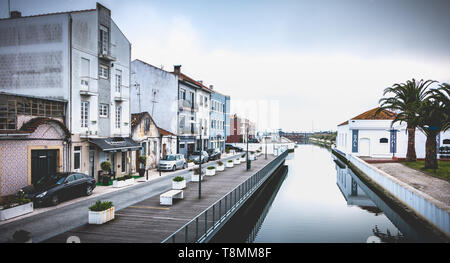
[402,160,450,182]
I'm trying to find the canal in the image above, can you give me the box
[211,144,426,243]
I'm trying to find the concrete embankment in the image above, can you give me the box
[332,149,449,242]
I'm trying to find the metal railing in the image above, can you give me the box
[161,149,289,243]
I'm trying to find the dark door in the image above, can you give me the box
[89,150,95,178]
[31,150,57,185]
[187,143,194,158]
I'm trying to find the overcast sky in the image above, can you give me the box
[1,0,449,132]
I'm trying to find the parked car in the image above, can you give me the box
[20,172,96,206]
[188,151,209,164]
[226,144,244,152]
[206,149,222,161]
[158,154,187,171]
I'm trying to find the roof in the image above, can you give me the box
[0,117,71,137]
[131,112,177,136]
[173,72,212,93]
[337,107,397,126]
[0,8,96,21]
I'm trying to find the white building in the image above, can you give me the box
[0,3,137,180]
[336,107,450,159]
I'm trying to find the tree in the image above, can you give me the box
[417,84,450,169]
[377,79,436,161]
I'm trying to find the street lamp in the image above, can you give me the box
[191,120,204,199]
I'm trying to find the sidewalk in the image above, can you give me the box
[371,162,450,208]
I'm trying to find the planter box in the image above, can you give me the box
[172,179,186,190]
[240,157,246,162]
[233,159,240,164]
[88,207,115,224]
[205,168,216,176]
[0,202,33,221]
[112,178,135,188]
[216,165,225,172]
[250,154,255,161]
[187,162,195,168]
[191,174,204,182]
[226,161,234,168]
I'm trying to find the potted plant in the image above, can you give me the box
[191,168,203,182]
[113,174,135,188]
[0,191,33,221]
[138,155,147,177]
[187,159,195,168]
[100,161,111,186]
[206,166,216,176]
[249,151,256,160]
[240,154,246,162]
[233,157,241,164]
[216,160,225,172]
[226,159,234,168]
[88,200,115,224]
[172,176,186,190]
[225,148,230,154]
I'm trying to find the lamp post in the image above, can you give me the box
[246,124,250,170]
[198,126,203,199]
[159,134,163,177]
[265,133,268,160]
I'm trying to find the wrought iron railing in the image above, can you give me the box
[161,149,289,243]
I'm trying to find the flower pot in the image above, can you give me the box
[88,207,115,224]
[216,165,225,172]
[187,162,195,168]
[233,159,240,164]
[250,154,255,161]
[226,161,234,168]
[172,180,186,190]
[205,168,216,176]
[112,178,134,188]
[138,168,146,177]
[0,202,33,221]
[240,157,246,162]
[191,174,204,182]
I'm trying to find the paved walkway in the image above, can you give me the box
[45,155,276,243]
[371,163,450,208]
[0,153,240,242]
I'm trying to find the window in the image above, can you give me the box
[115,106,121,129]
[99,104,108,118]
[100,25,109,54]
[380,138,388,143]
[115,70,122,93]
[66,175,76,183]
[74,146,81,170]
[153,141,157,155]
[81,58,90,89]
[443,139,450,144]
[204,97,208,107]
[179,115,185,128]
[199,95,203,106]
[179,89,186,100]
[99,64,109,79]
[81,101,89,128]
[75,174,85,180]
[121,152,126,173]
[180,143,185,149]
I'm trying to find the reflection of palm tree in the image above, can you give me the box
[372,225,406,243]
[378,79,436,161]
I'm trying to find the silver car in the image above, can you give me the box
[158,154,187,171]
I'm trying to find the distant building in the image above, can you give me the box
[336,107,450,158]
[226,114,256,143]
[209,88,230,152]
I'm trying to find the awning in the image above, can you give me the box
[89,137,142,152]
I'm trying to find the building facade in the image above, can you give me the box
[336,107,450,159]
[0,3,138,182]
[226,114,256,143]
[0,93,70,196]
[209,90,230,152]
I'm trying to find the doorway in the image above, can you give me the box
[31,150,58,185]
[359,138,371,157]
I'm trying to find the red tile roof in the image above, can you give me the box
[337,107,397,126]
[173,72,212,93]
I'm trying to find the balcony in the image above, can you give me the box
[114,86,129,102]
[79,78,98,96]
[178,125,199,136]
[98,42,116,61]
[178,100,198,112]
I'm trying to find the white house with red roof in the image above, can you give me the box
[336,107,450,159]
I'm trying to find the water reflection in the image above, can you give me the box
[212,145,438,243]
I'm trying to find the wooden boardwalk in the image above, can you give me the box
[45,155,276,243]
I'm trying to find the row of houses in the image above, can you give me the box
[0,3,234,197]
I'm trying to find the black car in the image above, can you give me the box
[21,172,96,206]
[206,149,222,161]
[226,144,244,152]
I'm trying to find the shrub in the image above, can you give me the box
[188,160,195,163]
[193,168,200,175]
[0,191,31,210]
[100,161,111,172]
[116,175,132,181]
[225,148,230,154]
[173,176,185,182]
[241,154,246,158]
[89,201,113,212]
[228,159,233,163]
[207,166,215,170]
[138,155,147,165]
[250,151,255,154]
[217,161,224,166]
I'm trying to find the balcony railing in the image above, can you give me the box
[178,100,198,111]
[98,41,116,61]
[79,77,97,96]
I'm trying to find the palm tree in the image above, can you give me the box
[377,79,436,161]
[417,84,450,169]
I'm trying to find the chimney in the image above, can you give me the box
[174,65,181,74]
[198,80,203,84]
[10,11,22,18]
[209,85,214,90]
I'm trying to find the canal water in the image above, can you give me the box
[212,144,416,243]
